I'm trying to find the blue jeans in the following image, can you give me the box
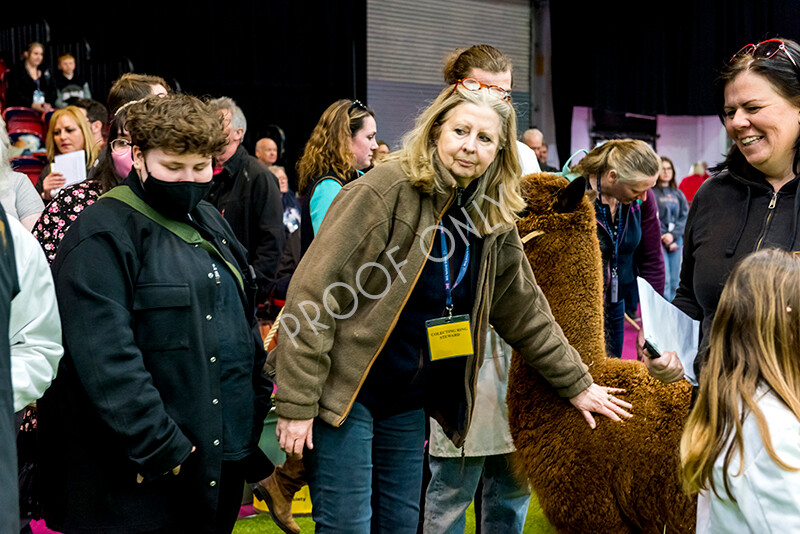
[305,402,426,533]
[423,454,530,534]
[663,239,683,302]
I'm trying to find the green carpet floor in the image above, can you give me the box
[233,492,555,533]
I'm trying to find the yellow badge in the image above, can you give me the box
[425,314,473,361]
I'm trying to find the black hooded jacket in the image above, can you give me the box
[206,144,285,303]
[673,160,800,374]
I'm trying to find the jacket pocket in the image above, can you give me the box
[133,284,191,351]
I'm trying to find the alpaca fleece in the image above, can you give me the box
[507,173,696,533]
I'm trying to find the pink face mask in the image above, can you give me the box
[112,147,133,178]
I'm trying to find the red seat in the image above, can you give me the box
[10,156,45,187]
[5,113,44,139]
[3,107,42,122]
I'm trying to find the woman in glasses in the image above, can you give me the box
[424,44,539,534]
[644,37,800,385]
[32,105,129,263]
[443,44,541,177]
[271,76,631,533]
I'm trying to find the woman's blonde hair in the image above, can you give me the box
[681,249,800,499]
[571,139,660,184]
[387,84,523,235]
[45,106,98,170]
[690,161,706,176]
[296,99,375,194]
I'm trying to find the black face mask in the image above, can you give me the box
[141,161,212,219]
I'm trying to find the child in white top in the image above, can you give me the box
[681,248,800,533]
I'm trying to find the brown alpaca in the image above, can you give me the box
[506,173,696,533]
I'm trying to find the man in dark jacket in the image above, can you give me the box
[207,97,285,304]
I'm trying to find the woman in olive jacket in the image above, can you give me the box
[37,95,272,534]
[272,83,631,532]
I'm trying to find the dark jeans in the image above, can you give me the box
[306,402,426,533]
[604,299,626,358]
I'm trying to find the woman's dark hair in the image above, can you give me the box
[658,156,678,190]
[714,37,800,177]
[22,41,44,62]
[442,44,513,86]
[90,106,130,194]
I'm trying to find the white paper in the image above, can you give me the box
[52,150,87,196]
[637,276,700,385]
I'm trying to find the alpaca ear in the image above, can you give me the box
[554,176,587,213]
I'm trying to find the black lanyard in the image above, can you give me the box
[597,178,624,302]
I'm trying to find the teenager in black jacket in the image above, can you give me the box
[38,95,273,534]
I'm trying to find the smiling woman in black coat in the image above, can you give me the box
[37,94,273,534]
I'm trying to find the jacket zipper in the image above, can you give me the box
[335,190,458,426]
[755,192,779,251]
[458,251,490,444]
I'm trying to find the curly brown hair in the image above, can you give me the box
[126,94,227,157]
[296,99,375,194]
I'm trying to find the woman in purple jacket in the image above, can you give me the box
[569,139,664,357]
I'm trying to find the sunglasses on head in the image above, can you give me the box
[449,78,511,102]
[732,38,800,71]
[348,99,368,114]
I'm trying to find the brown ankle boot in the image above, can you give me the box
[254,459,305,534]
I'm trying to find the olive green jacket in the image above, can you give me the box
[271,160,591,447]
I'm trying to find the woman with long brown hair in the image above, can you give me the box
[297,99,378,254]
[681,248,800,532]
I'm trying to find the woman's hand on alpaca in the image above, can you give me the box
[277,417,314,457]
[637,329,684,383]
[569,383,632,429]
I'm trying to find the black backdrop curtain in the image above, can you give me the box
[549,0,800,165]
[2,0,368,191]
